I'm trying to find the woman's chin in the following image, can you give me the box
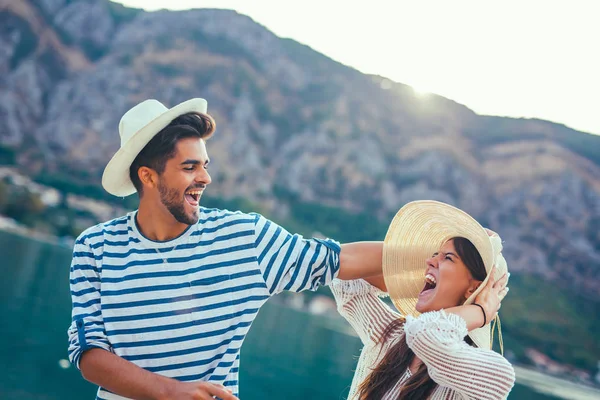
[415,299,430,313]
[416,295,461,314]
[416,288,436,313]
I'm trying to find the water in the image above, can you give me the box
[0,230,569,399]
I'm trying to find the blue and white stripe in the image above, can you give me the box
[67,208,340,399]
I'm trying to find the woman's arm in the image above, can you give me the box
[330,278,399,345]
[404,311,515,399]
[363,274,387,292]
[404,270,513,399]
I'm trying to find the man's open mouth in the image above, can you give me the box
[184,189,203,206]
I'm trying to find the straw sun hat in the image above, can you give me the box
[102,98,209,197]
[383,200,508,350]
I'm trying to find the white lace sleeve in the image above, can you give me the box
[404,310,515,400]
[330,278,401,345]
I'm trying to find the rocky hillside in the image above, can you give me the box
[1,0,599,371]
[2,0,599,296]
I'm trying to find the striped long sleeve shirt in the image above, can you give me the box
[67,208,341,400]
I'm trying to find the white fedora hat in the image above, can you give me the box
[383,200,508,350]
[102,98,208,197]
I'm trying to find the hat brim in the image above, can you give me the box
[383,200,497,349]
[102,98,208,197]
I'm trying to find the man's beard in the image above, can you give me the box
[158,180,200,225]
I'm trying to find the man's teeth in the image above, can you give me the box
[186,190,202,195]
[425,273,437,286]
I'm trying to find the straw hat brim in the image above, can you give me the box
[102,98,208,197]
[383,200,499,349]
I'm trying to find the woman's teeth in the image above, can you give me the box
[425,273,437,286]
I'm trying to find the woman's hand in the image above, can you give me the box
[474,268,510,324]
[445,267,510,331]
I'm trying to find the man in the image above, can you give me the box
[68,98,384,400]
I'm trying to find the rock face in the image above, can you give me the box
[53,0,115,58]
[1,0,599,302]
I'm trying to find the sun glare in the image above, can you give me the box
[411,86,431,97]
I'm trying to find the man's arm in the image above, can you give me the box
[253,214,342,294]
[80,349,237,400]
[337,241,383,280]
[252,214,384,291]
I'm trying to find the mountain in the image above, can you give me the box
[1,0,599,374]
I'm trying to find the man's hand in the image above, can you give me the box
[161,381,239,400]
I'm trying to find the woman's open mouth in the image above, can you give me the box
[184,189,203,207]
[419,273,437,297]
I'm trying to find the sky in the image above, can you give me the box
[113,0,599,135]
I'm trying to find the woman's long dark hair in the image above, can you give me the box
[357,237,487,400]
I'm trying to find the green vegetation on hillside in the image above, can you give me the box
[558,127,600,166]
[469,116,600,167]
[0,145,16,165]
[106,0,142,24]
[500,274,600,371]
[34,171,139,209]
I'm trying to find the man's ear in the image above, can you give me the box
[138,166,158,190]
[464,280,483,300]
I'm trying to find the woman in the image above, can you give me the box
[331,200,515,400]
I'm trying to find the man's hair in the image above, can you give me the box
[129,112,216,195]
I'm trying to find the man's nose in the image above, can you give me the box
[197,168,211,185]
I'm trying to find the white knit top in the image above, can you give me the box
[330,279,515,400]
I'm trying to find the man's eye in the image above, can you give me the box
[445,256,453,261]
[184,167,194,171]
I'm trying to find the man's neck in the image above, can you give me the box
[136,202,190,242]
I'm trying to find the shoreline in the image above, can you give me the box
[514,365,600,400]
[0,216,74,248]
